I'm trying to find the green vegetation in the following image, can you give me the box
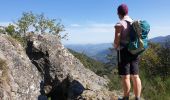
[4,24,27,47]
[5,24,15,36]
[69,41,170,100]
[0,12,67,48]
[15,12,36,35]
[68,49,108,76]
[107,70,121,91]
[139,42,170,100]
[0,59,9,83]
[15,12,66,37]
[0,59,7,70]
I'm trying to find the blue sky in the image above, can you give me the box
[0,0,170,44]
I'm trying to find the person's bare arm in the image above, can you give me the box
[114,24,122,49]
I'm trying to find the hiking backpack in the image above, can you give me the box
[127,20,150,55]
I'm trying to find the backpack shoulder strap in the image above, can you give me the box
[119,20,132,47]
[125,20,131,26]
[132,20,142,38]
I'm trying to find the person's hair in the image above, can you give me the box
[117,4,128,16]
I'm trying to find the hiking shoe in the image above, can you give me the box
[135,97,140,100]
[118,97,129,100]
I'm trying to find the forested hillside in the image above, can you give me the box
[68,49,109,76]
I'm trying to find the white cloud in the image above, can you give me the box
[70,24,81,27]
[64,22,170,44]
[63,23,115,44]
[90,23,114,27]
[0,22,11,26]
[88,23,114,33]
[68,23,114,33]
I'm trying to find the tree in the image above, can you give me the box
[5,24,16,36]
[15,12,36,35]
[0,26,6,34]
[35,13,65,37]
[35,13,49,34]
[15,12,67,39]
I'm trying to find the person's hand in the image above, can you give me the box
[114,44,118,49]
[112,42,117,49]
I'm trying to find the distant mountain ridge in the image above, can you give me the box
[65,43,113,62]
[65,35,170,62]
[150,35,170,43]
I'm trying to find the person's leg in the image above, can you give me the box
[118,48,131,100]
[130,56,141,99]
[121,75,131,97]
[131,75,141,98]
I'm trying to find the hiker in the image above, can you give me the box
[114,4,141,100]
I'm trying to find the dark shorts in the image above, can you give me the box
[117,47,139,75]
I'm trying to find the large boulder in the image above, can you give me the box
[0,34,114,100]
[0,34,41,100]
[26,34,112,100]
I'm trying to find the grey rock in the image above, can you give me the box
[26,34,111,100]
[0,34,114,100]
[0,34,41,100]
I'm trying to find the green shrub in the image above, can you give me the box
[107,69,121,91]
[0,59,8,81]
[139,42,170,99]
[0,59,6,70]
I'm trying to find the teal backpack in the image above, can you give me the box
[127,20,150,55]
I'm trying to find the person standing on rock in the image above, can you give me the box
[114,4,142,100]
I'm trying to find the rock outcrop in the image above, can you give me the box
[26,34,112,100]
[0,34,113,100]
[0,34,41,100]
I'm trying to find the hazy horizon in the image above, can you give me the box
[63,35,170,45]
[0,0,170,44]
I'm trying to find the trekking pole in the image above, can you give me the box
[118,47,121,63]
